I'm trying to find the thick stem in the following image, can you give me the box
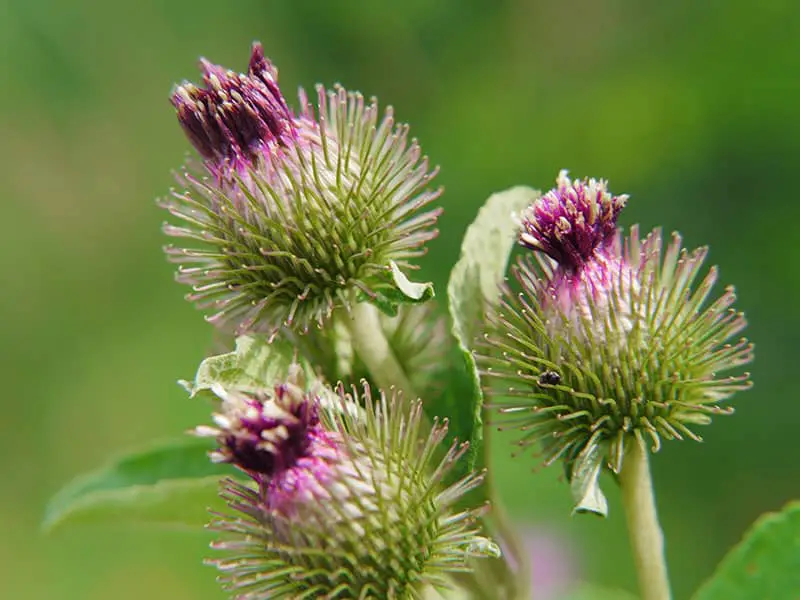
[618,439,672,600]
[345,301,418,401]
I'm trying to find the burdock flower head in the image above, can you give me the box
[518,170,632,341]
[479,171,753,511]
[170,46,293,176]
[195,371,497,598]
[161,43,441,337]
[193,376,336,517]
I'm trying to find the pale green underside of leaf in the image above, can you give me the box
[181,334,316,397]
[570,443,609,517]
[389,259,435,301]
[693,500,800,600]
[43,437,234,532]
[447,186,541,472]
[366,260,436,316]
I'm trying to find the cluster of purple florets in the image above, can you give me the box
[170,43,294,174]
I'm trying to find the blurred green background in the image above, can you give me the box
[2,0,797,598]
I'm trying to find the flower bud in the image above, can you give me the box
[199,376,497,598]
[161,43,442,337]
[192,376,334,496]
[519,169,626,272]
[518,170,635,344]
[479,171,753,489]
[170,44,293,174]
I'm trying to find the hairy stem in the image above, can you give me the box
[346,300,417,401]
[619,439,672,600]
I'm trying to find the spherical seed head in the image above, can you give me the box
[479,225,753,482]
[519,170,627,273]
[208,383,498,598]
[161,44,442,337]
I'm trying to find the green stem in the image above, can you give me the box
[619,439,672,600]
[345,301,417,401]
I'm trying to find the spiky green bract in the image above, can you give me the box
[208,382,497,599]
[478,226,753,486]
[161,46,441,338]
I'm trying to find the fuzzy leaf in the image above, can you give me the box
[389,260,435,301]
[43,437,233,532]
[693,501,800,600]
[181,334,316,397]
[570,444,609,517]
[368,261,436,316]
[447,186,540,470]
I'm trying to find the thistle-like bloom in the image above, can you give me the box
[161,43,442,337]
[193,379,340,518]
[170,47,293,174]
[479,171,753,494]
[519,169,626,272]
[518,170,635,342]
[197,373,497,598]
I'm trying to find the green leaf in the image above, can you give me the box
[570,443,609,517]
[368,261,436,317]
[693,501,800,600]
[446,186,540,471]
[181,334,316,398]
[389,260,435,301]
[43,437,234,532]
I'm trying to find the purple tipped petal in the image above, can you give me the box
[197,382,328,479]
[170,42,294,172]
[520,170,628,272]
[516,172,638,343]
[194,374,355,520]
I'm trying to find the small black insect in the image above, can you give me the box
[537,370,561,386]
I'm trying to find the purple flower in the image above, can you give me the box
[202,383,499,598]
[518,171,635,340]
[479,171,753,514]
[170,43,294,176]
[519,170,627,273]
[193,381,344,515]
[161,43,442,336]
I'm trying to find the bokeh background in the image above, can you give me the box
[3,1,798,598]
